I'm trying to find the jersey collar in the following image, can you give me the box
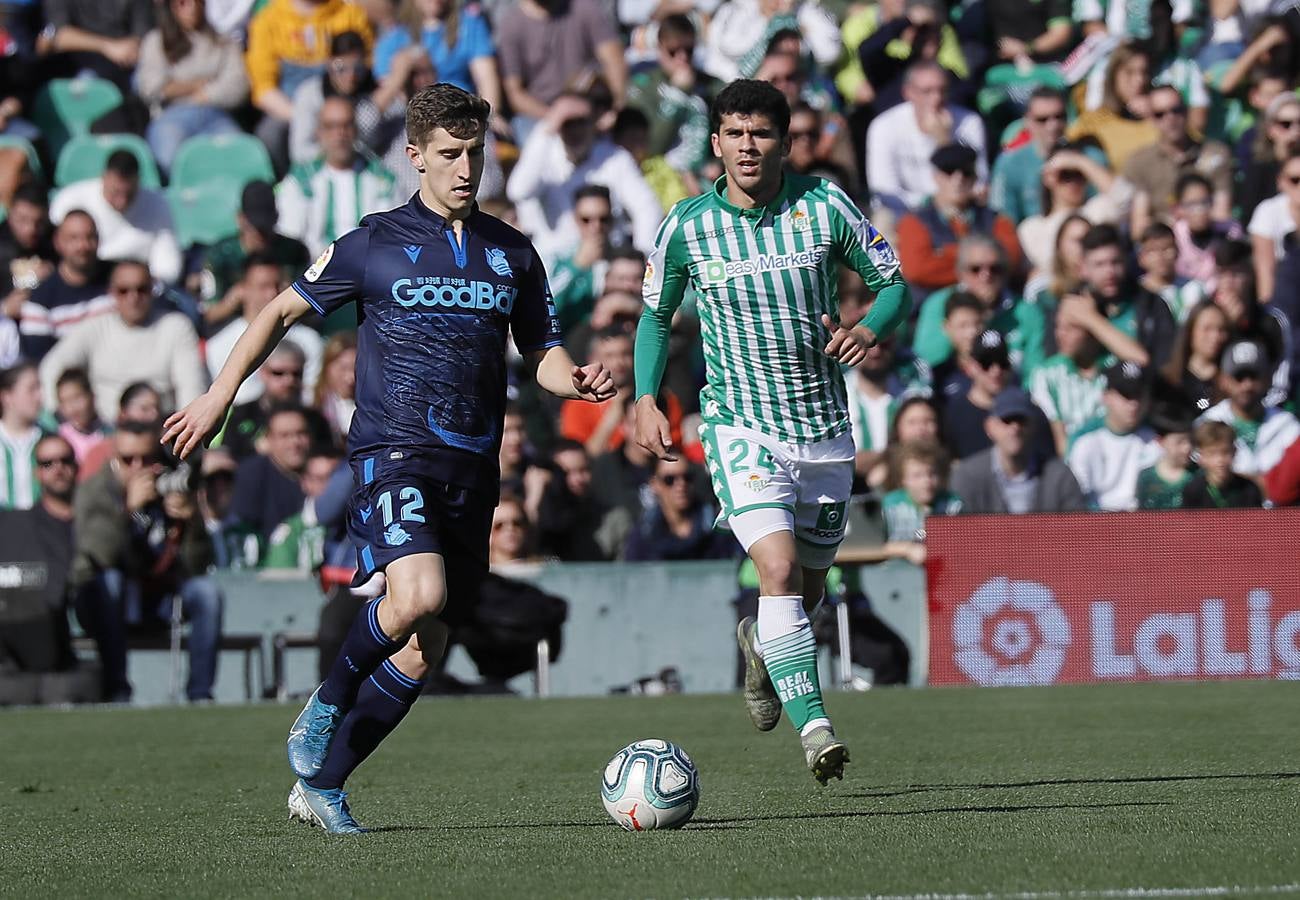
[712,174,789,220]
[410,191,478,234]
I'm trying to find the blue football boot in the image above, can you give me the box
[287,780,367,834]
[286,686,343,779]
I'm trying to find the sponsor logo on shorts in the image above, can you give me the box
[815,502,847,531]
[383,523,413,547]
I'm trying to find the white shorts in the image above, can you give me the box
[698,421,855,570]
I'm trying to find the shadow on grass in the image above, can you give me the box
[848,771,1300,799]
[365,821,750,833]
[689,799,1167,826]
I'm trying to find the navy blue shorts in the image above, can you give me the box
[347,451,493,625]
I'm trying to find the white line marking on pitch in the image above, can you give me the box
[856,885,1300,900]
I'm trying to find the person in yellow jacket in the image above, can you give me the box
[245,0,373,171]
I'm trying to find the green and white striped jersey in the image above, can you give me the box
[0,424,41,510]
[641,174,908,445]
[1029,354,1107,444]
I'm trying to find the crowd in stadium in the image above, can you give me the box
[4,0,1300,696]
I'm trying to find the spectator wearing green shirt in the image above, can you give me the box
[912,235,1047,377]
[262,449,338,570]
[1030,312,1108,456]
[625,14,719,194]
[1136,406,1194,509]
[879,439,961,567]
[990,87,1069,224]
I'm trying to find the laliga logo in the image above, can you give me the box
[953,577,1071,686]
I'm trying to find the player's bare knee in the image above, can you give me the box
[388,638,430,682]
[385,572,447,627]
[754,553,802,596]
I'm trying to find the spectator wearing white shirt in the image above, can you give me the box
[506,90,663,265]
[865,61,986,220]
[1199,339,1300,479]
[39,261,209,423]
[1248,146,1300,301]
[48,152,184,285]
[704,0,840,83]
[276,96,400,258]
[1067,361,1161,510]
[204,253,323,406]
[0,315,18,369]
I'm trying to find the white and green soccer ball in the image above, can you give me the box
[600,739,700,831]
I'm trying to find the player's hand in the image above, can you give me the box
[821,314,877,367]
[633,394,677,461]
[161,389,233,460]
[571,363,617,402]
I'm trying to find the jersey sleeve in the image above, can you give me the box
[510,248,563,353]
[634,206,690,399]
[824,183,912,339]
[291,226,369,317]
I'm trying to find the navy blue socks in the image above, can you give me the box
[317,598,402,710]
[308,659,424,790]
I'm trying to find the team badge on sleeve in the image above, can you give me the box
[304,243,335,282]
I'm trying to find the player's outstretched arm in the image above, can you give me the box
[162,288,314,458]
[530,344,617,402]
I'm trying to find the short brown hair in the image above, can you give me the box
[406,83,490,147]
[896,439,948,477]
[1194,420,1236,451]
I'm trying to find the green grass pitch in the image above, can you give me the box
[2,680,1297,899]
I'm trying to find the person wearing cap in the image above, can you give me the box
[1135,403,1195,509]
[1066,360,1161,511]
[1198,338,1300,479]
[895,142,1021,294]
[950,386,1086,514]
[942,327,1054,461]
[199,180,311,329]
[865,61,986,219]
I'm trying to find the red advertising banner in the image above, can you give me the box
[926,509,1300,686]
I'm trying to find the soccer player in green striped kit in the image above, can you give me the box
[632,80,911,783]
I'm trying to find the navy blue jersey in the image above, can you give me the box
[292,194,562,494]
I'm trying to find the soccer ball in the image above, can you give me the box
[600,739,700,831]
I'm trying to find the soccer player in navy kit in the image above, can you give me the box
[163,85,615,833]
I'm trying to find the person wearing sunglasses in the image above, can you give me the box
[216,339,331,462]
[913,235,1047,377]
[1018,144,1130,283]
[1171,172,1243,294]
[71,419,223,702]
[290,31,383,167]
[990,87,1079,225]
[896,142,1023,295]
[1124,85,1233,239]
[942,328,1054,462]
[624,454,733,562]
[1249,145,1300,301]
[38,260,209,426]
[0,433,80,679]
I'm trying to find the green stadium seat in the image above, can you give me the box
[169,181,242,248]
[31,78,124,158]
[170,134,275,194]
[54,134,162,189]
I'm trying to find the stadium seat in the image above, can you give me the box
[31,78,124,158]
[54,134,162,189]
[169,133,275,194]
[169,181,242,247]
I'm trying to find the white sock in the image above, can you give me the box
[756,594,806,645]
[801,717,832,736]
